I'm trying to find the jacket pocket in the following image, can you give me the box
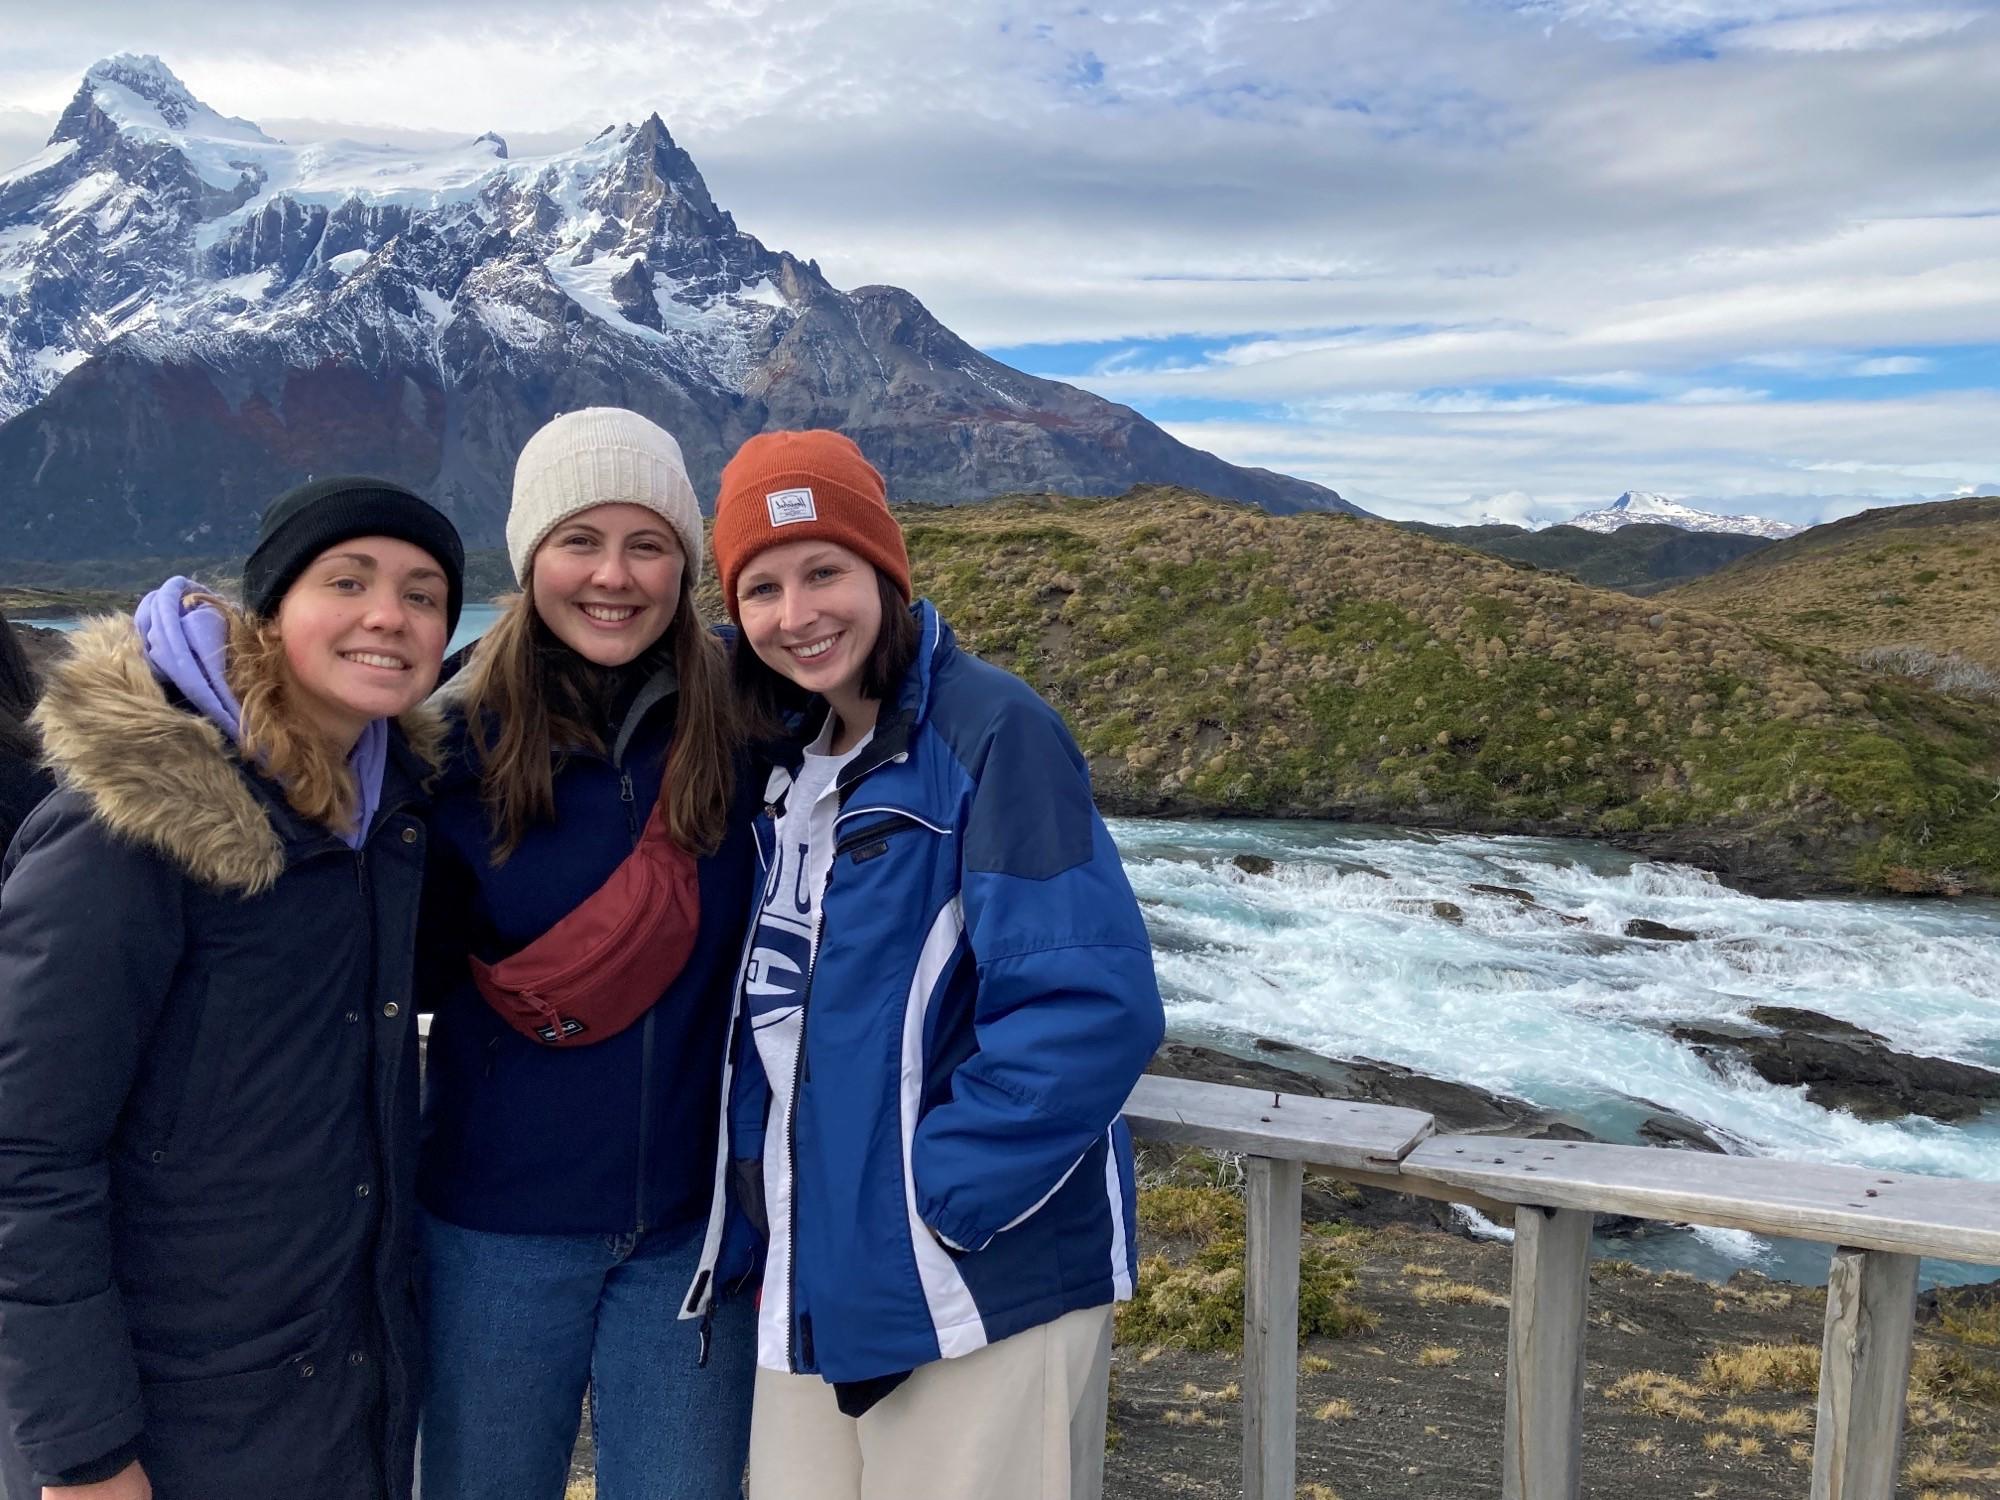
[133,974,232,1166]
[138,1304,332,1393]
[832,811,944,866]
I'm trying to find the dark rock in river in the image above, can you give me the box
[1231,854,1276,876]
[1230,1038,1543,1134]
[1637,1113,1730,1154]
[1390,899,1465,925]
[1672,1007,2000,1122]
[1331,860,1393,880]
[1467,883,1588,925]
[1625,918,1701,942]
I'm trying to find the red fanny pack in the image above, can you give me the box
[471,802,700,1047]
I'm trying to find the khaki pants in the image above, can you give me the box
[747,1305,1113,1500]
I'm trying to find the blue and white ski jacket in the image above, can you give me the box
[680,600,1165,1383]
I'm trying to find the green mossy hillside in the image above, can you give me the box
[1400,519,1772,594]
[899,489,2000,896]
[1666,496,2000,675]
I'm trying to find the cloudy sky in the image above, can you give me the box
[2,0,1997,525]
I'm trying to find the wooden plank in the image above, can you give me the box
[1124,1074,1434,1172]
[1242,1156,1303,1500]
[1504,1206,1592,1500]
[1407,1135,2000,1265]
[1812,1247,1918,1500]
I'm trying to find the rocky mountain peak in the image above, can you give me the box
[57,54,273,150]
[86,54,203,127]
[0,59,1352,558]
[1565,491,1802,539]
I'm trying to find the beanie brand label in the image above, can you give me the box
[766,487,817,526]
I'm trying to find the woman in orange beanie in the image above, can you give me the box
[687,429,1165,1500]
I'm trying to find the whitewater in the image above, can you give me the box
[1111,818,2000,1283]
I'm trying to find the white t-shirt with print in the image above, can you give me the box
[743,715,872,1371]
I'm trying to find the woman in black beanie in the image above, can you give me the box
[0,477,461,1500]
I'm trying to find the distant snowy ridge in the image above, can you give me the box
[0,54,1349,557]
[1560,492,1803,539]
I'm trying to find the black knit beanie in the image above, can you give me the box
[243,476,466,633]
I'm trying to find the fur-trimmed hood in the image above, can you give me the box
[32,615,443,895]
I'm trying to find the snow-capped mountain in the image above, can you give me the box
[1560,492,1803,539]
[0,56,1353,559]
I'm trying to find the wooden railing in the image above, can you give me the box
[1122,1074,2000,1500]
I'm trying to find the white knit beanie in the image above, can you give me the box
[507,408,704,585]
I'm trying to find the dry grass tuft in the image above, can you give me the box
[1936,1292,2000,1349]
[1401,1262,1448,1278]
[1699,1342,1820,1396]
[1716,1404,1811,1436]
[1607,1370,1707,1422]
[1315,1398,1357,1423]
[1411,1280,1509,1309]
[1416,1345,1462,1367]
[1911,1345,2000,1407]
[1118,1238,1376,1353]
[1300,1353,1334,1375]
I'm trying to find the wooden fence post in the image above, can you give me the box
[1243,1155,1303,1500]
[1811,1246,1918,1500]
[1504,1206,1592,1500]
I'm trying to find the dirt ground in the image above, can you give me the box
[561,1205,2000,1500]
[1101,1213,2000,1500]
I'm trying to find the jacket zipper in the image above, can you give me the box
[779,758,915,1373]
[784,855,831,1372]
[619,768,656,1236]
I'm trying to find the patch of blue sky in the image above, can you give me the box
[1066,50,1105,89]
[1722,346,2000,402]
[1115,396,1284,424]
[981,333,1246,379]
[1647,31,1721,61]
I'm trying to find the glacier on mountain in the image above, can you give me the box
[1559,491,1803,540]
[0,54,1349,556]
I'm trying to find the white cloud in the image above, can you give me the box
[1722,8,1983,51]
[1850,355,1935,376]
[1162,390,2000,522]
[1670,385,1770,403]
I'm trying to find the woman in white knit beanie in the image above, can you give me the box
[415,408,759,1500]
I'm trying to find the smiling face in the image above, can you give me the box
[529,503,685,667]
[275,535,451,749]
[734,539,886,707]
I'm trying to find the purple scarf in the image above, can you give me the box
[135,577,388,849]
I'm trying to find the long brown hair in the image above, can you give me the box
[462,575,737,860]
[209,599,365,834]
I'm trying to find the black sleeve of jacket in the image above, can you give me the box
[0,797,185,1479]
[40,1436,140,1487]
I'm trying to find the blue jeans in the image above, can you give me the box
[418,1215,755,1500]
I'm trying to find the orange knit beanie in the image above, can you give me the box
[711,429,912,621]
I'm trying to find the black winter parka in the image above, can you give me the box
[0,617,439,1500]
